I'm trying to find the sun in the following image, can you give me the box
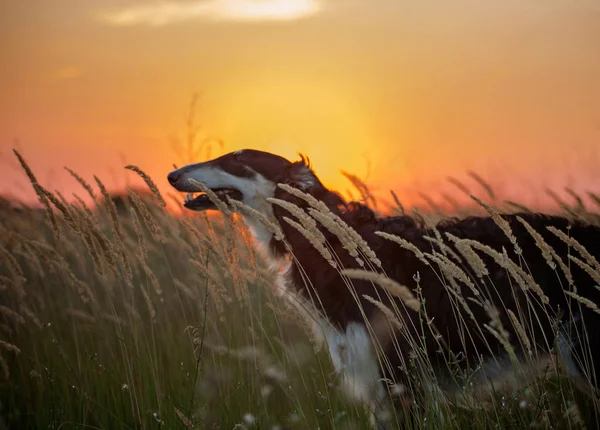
[220,0,321,21]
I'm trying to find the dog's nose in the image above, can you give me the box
[167,171,180,185]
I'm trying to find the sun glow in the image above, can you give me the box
[209,79,380,196]
[99,0,321,26]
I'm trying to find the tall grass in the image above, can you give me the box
[1,150,599,429]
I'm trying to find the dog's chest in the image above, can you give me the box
[276,267,383,404]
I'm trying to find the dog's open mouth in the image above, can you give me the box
[183,188,243,211]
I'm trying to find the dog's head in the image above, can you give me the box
[167,149,320,212]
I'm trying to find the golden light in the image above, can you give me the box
[209,78,380,195]
[99,0,321,26]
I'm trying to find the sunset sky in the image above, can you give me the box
[2,0,600,210]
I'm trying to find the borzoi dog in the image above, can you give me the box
[168,149,600,426]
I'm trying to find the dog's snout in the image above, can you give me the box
[167,171,181,185]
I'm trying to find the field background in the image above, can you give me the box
[1,147,600,428]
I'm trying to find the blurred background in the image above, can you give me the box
[2,0,600,210]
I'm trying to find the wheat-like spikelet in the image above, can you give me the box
[188,178,231,216]
[22,306,43,329]
[129,206,148,260]
[278,183,381,267]
[375,231,429,265]
[462,239,549,304]
[507,309,532,357]
[503,200,533,214]
[227,199,284,241]
[342,269,420,312]
[362,294,404,330]
[142,262,163,297]
[0,306,25,325]
[307,208,360,260]
[390,190,405,215]
[428,226,462,262]
[467,171,495,201]
[72,192,97,221]
[125,165,167,207]
[565,291,600,314]
[66,309,97,324]
[0,244,25,279]
[127,189,164,243]
[51,259,96,304]
[484,324,519,366]
[65,166,98,204]
[425,251,480,298]
[268,197,318,231]
[281,216,336,268]
[13,150,60,236]
[568,255,600,286]
[447,176,471,196]
[516,216,556,270]
[174,407,197,430]
[0,339,20,354]
[443,232,492,281]
[471,195,522,255]
[139,282,157,321]
[547,226,600,272]
[173,279,197,300]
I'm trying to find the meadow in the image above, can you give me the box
[1,148,600,429]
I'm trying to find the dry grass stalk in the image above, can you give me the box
[278,183,381,267]
[13,150,60,237]
[447,176,471,196]
[568,255,600,286]
[547,226,600,272]
[65,166,98,204]
[96,176,133,280]
[139,283,157,321]
[268,197,318,232]
[281,216,336,268]
[390,190,405,215]
[0,306,25,325]
[22,306,43,329]
[516,216,556,270]
[174,407,198,430]
[484,324,519,366]
[375,231,429,266]
[362,295,404,331]
[464,239,549,304]
[127,189,164,243]
[342,269,420,312]
[0,340,20,354]
[514,219,575,288]
[425,251,480,298]
[129,206,148,260]
[467,171,495,200]
[504,200,533,214]
[443,234,490,280]
[125,165,167,207]
[188,178,231,216]
[228,199,284,241]
[141,262,163,297]
[471,195,522,255]
[565,291,600,314]
[507,309,533,357]
[307,208,361,264]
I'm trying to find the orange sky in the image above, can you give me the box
[1,0,600,210]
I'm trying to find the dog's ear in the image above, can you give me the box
[285,160,318,191]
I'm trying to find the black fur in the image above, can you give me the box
[270,156,600,395]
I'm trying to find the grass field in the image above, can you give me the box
[1,151,600,429]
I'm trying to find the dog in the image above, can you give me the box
[168,149,600,426]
